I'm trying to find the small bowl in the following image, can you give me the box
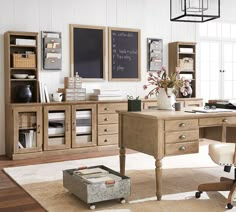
[13,74,28,79]
[28,75,35,79]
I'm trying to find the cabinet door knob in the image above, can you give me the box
[179,146,186,151]
[66,123,69,131]
[179,123,186,127]
[104,118,108,121]
[104,129,108,132]
[37,125,40,133]
[104,139,108,142]
[223,119,228,123]
[72,122,75,131]
[104,107,109,111]
[179,135,186,140]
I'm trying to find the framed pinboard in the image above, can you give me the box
[108,27,141,81]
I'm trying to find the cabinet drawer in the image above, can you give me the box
[98,114,118,124]
[98,103,127,114]
[165,119,198,131]
[165,130,199,144]
[98,134,118,146]
[199,117,236,127]
[184,100,203,107]
[98,124,118,135]
[165,141,199,156]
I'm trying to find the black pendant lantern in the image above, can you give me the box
[170,0,220,23]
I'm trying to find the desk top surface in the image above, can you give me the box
[118,108,236,120]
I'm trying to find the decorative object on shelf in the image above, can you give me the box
[42,31,62,70]
[127,96,141,112]
[18,85,32,103]
[52,92,63,102]
[180,79,193,98]
[147,38,163,72]
[143,66,184,110]
[170,0,220,23]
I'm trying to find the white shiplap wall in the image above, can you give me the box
[1,0,234,156]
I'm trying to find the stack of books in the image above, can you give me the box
[90,89,122,101]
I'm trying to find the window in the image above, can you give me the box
[199,22,236,101]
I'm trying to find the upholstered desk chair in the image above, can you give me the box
[195,122,236,209]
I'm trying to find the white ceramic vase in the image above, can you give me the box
[157,88,176,110]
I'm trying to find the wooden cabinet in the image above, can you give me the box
[4,31,39,104]
[97,103,127,146]
[5,105,42,159]
[168,42,196,97]
[71,104,97,148]
[43,105,71,151]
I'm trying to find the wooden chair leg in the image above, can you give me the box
[227,181,236,204]
[198,180,234,192]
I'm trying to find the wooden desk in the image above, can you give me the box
[118,109,236,200]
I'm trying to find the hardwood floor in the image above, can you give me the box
[0,149,121,211]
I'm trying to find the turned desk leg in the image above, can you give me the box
[155,158,162,200]
[120,147,126,176]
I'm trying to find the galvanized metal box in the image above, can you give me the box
[63,165,131,207]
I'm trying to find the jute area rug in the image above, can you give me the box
[4,140,235,212]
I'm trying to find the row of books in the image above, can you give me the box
[18,130,36,149]
[90,89,122,101]
[39,82,50,103]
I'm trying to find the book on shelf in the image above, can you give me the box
[90,95,123,101]
[48,112,65,120]
[44,85,50,103]
[93,89,121,96]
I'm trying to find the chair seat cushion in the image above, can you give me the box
[209,143,235,166]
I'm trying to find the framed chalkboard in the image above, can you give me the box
[108,27,141,81]
[70,24,106,80]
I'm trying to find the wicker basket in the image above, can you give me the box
[18,113,36,128]
[13,53,36,68]
[179,57,194,71]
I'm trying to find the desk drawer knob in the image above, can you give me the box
[179,123,186,127]
[179,135,186,140]
[104,139,108,142]
[179,146,186,151]
[223,119,228,123]
[104,107,109,111]
[104,129,108,132]
[104,118,108,121]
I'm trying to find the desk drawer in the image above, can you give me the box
[98,134,118,146]
[165,130,199,144]
[199,117,236,127]
[98,103,127,114]
[165,141,199,156]
[98,124,118,135]
[165,119,198,131]
[98,114,118,124]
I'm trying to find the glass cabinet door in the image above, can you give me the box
[71,104,96,148]
[13,106,42,154]
[44,105,71,150]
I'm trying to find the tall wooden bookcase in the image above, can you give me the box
[168,41,196,98]
[4,31,39,104]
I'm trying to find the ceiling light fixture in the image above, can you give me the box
[170,0,220,23]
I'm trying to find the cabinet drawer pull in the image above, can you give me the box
[179,146,186,151]
[104,139,108,142]
[223,119,228,123]
[104,129,108,132]
[104,118,108,121]
[179,123,186,127]
[104,107,109,111]
[37,124,40,133]
[179,135,186,140]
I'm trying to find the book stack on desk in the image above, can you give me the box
[207,99,236,110]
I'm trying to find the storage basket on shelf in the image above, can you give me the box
[179,57,194,71]
[13,53,36,68]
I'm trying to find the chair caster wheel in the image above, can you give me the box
[227,203,233,209]
[89,204,96,210]
[195,191,202,198]
[120,198,126,204]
